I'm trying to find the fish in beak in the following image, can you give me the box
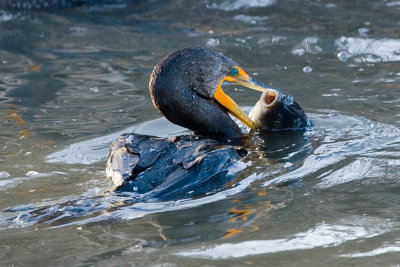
[213,65,275,130]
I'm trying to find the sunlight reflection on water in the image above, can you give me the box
[176,216,396,259]
[336,37,400,63]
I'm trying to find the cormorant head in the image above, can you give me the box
[149,47,273,141]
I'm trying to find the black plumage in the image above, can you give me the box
[150,47,242,140]
[107,47,309,196]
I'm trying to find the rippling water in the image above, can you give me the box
[1,0,400,265]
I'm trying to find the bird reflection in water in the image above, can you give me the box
[142,185,288,243]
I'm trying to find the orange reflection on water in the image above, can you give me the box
[7,109,25,125]
[223,228,243,238]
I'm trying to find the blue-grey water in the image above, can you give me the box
[1,0,400,265]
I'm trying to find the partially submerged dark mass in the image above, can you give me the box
[107,134,246,200]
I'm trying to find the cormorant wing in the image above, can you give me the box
[106,133,245,200]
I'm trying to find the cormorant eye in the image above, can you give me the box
[230,67,239,77]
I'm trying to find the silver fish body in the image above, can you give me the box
[249,89,310,131]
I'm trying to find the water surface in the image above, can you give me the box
[1,0,400,265]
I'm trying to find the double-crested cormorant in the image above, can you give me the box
[149,47,273,141]
[106,47,309,198]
